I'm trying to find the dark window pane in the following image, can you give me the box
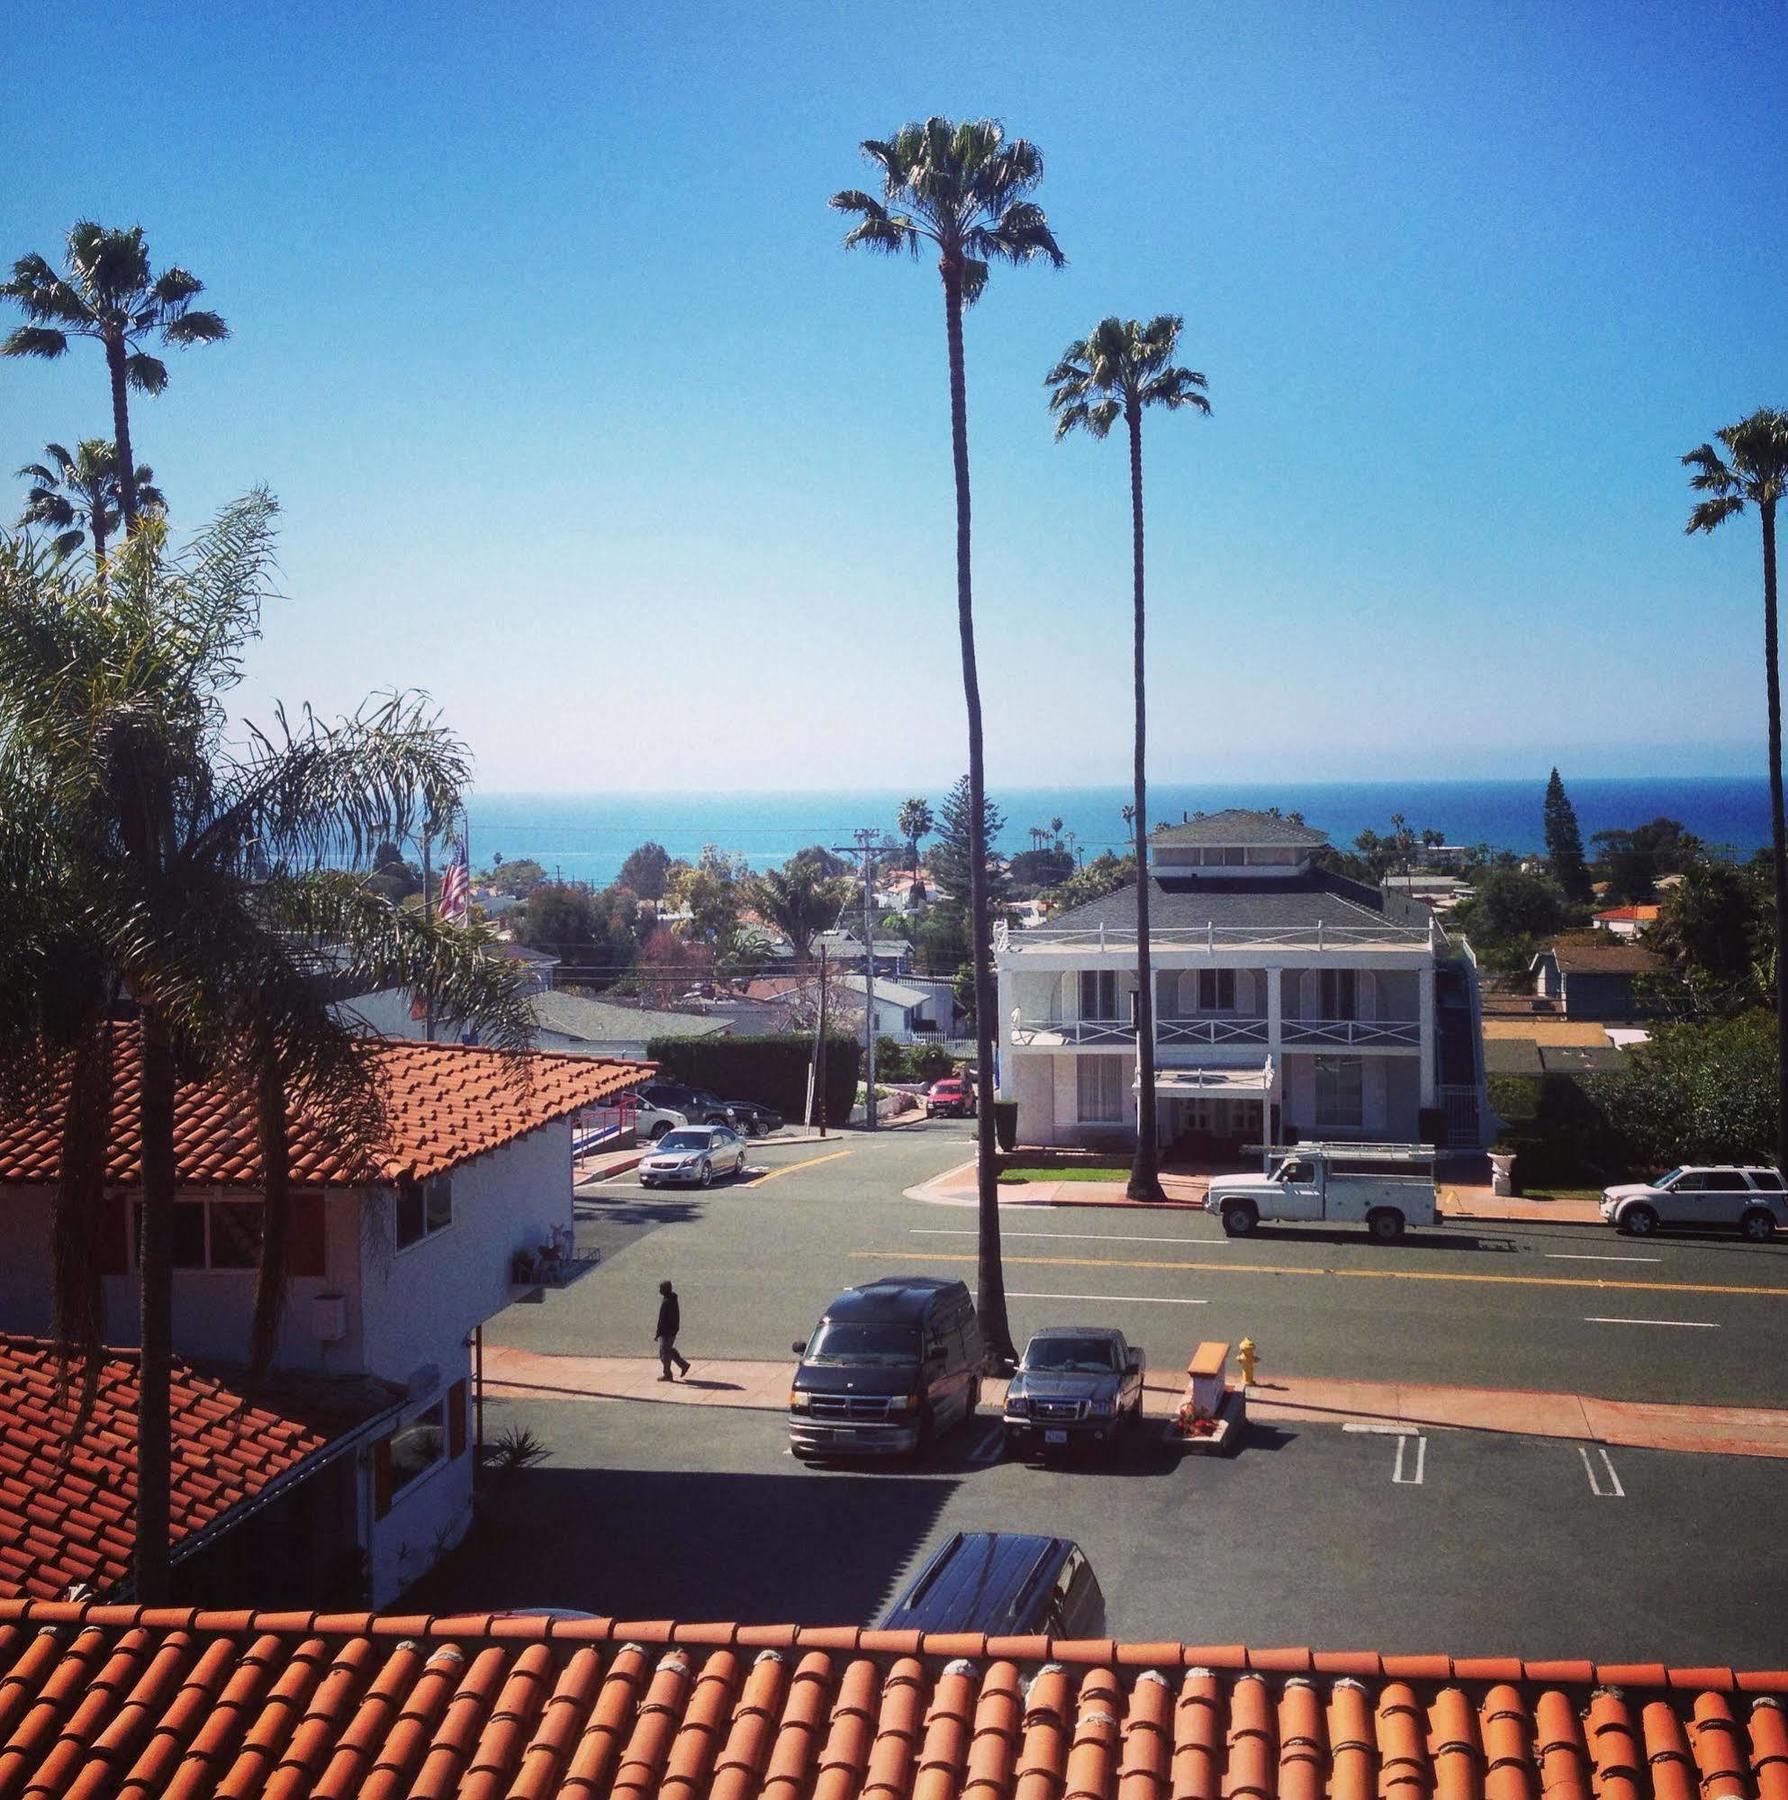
[1751,1172,1784,1192]
[209,1202,264,1269]
[172,1202,207,1269]
[395,1179,425,1249]
[425,1176,453,1235]
[387,1400,445,1494]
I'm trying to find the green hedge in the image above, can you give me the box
[644,1033,861,1125]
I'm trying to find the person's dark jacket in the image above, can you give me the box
[655,1293,680,1339]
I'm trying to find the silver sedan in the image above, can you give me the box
[638,1126,748,1188]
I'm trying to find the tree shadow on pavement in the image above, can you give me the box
[408,1466,959,1625]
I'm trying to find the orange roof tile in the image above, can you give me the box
[0,1337,399,1603]
[0,1030,648,1188]
[0,1608,1783,1800]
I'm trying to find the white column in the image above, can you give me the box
[1418,958,1437,1106]
[996,960,1015,1099]
[1266,963,1283,1057]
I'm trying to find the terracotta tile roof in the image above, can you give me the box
[1594,905,1662,925]
[0,1605,1781,1800]
[0,1030,648,1188]
[0,1338,400,1603]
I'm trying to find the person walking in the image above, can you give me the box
[655,1279,691,1381]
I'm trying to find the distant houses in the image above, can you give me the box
[1529,939,1666,1022]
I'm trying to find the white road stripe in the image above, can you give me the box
[1392,1434,1426,1485]
[1584,1315,1720,1329]
[1547,1253,1662,1263]
[1006,1290,1209,1305]
[967,1421,1005,1464]
[1579,1445,1625,1497]
[913,1228,1225,1246]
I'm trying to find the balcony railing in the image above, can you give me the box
[997,918,1428,953]
[1011,1015,1420,1049]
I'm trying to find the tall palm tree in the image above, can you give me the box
[746,862,851,968]
[0,495,534,1599]
[2,223,227,527]
[17,439,163,566]
[1048,315,1209,1200]
[831,118,1061,1365]
[1684,407,1788,1170]
[896,796,934,906]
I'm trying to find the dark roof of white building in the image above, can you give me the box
[1151,809,1330,849]
[1041,870,1432,938]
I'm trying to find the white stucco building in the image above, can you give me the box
[995,811,1489,1156]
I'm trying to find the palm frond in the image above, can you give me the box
[1685,494,1745,534]
[163,309,228,346]
[1,326,70,359]
[124,352,168,394]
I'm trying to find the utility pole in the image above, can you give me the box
[834,829,887,1130]
[419,829,435,1043]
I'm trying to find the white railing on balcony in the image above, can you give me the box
[997,918,1426,953]
[1280,1017,1421,1048]
[1157,1016,1270,1046]
[1011,1016,1133,1047]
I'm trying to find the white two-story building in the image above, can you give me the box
[996,811,1489,1158]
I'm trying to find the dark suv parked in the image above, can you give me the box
[879,1532,1106,1636]
[637,1083,737,1128]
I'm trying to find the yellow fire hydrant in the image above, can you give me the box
[1236,1336,1259,1387]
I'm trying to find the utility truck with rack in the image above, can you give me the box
[1204,1142,1438,1243]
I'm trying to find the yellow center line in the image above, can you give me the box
[743,1148,854,1187]
[851,1249,1788,1301]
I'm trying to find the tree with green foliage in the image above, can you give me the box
[0,496,532,1599]
[1684,407,1788,1171]
[483,856,546,898]
[896,797,934,906]
[618,841,673,901]
[1452,866,1569,978]
[673,845,747,948]
[1047,313,1209,1200]
[930,775,1011,922]
[365,840,423,905]
[1601,1011,1779,1169]
[16,439,162,568]
[513,882,641,983]
[1649,857,1773,1012]
[1591,818,1703,904]
[2,224,228,528]
[746,861,851,966]
[1542,769,1592,904]
[1043,850,1136,915]
[832,119,1062,1362]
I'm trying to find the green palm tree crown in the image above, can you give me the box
[16,439,163,561]
[1683,408,1788,531]
[1,222,229,391]
[1045,314,1210,439]
[829,117,1063,299]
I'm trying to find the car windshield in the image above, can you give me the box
[803,1322,920,1366]
[1654,1167,1686,1188]
[1275,1159,1315,1183]
[658,1131,711,1152]
[1024,1336,1120,1374]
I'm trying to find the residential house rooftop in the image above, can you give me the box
[1535,942,1667,977]
[1031,870,1432,943]
[1152,809,1330,848]
[0,1601,1780,1800]
[0,1337,398,1602]
[527,990,729,1046]
[0,1031,645,1189]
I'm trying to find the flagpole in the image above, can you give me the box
[421,829,435,1043]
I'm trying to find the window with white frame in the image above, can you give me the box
[1313,1056,1364,1128]
[1076,1057,1124,1123]
[395,1173,453,1250]
[1078,969,1119,1020]
[1318,968,1358,1020]
[1198,968,1237,1013]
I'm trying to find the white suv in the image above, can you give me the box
[1600,1166,1787,1241]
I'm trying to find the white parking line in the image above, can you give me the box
[1392,1435,1426,1485]
[967,1421,1005,1464]
[1006,1290,1209,1305]
[913,1228,1226,1246]
[1547,1253,1662,1263]
[1580,1445,1625,1497]
[1584,1315,1720,1329]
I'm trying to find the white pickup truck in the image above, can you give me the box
[1204,1145,1438,1243]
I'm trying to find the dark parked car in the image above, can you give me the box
[637,1082,738,1128]
[723,1097,784,1137]
[879,1532,1105,1636]
[788,1276,982,1460]
[1003,1326,1145,1459]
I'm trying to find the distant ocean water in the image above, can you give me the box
[463,778,1772,887]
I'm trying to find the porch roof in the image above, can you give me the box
[1146,1061,1276,1095]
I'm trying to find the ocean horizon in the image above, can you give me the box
[461,776,1773,888]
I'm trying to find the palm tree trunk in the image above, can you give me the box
[135,1004,176,1602]
[941,266,1013,1367]
[1763,499,1787,1174]
[250,1051,290,1381]
[1126,404,1164,1201]
[104,337,141,529]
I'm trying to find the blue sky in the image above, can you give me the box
[4,3,1783,791]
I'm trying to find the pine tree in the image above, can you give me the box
[931,775,1010,917]
[1544,768,1592,904]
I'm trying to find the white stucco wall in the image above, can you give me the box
[366,1350,474,1609]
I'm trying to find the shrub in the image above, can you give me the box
[644,1032,861,1125]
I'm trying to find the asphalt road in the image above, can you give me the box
[423,1390,1788,1669]
[491,1122,1788,1410]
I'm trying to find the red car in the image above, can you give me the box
[925,1076,976,1118]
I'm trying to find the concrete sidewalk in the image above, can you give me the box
[911,1160,1604,1225]
[481,1347,1788,1460]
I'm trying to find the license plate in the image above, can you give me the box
[1044,1429,1068,1445]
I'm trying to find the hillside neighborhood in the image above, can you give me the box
[3,13,1787,1800]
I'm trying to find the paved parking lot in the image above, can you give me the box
[423,1389,1786,1668]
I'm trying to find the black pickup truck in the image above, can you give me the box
[1002,1326,1145,1459]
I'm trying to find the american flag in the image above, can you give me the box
[439,840,470,926]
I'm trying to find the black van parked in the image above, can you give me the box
[878,1532,1106,1636]
[789,1276,983,1460]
